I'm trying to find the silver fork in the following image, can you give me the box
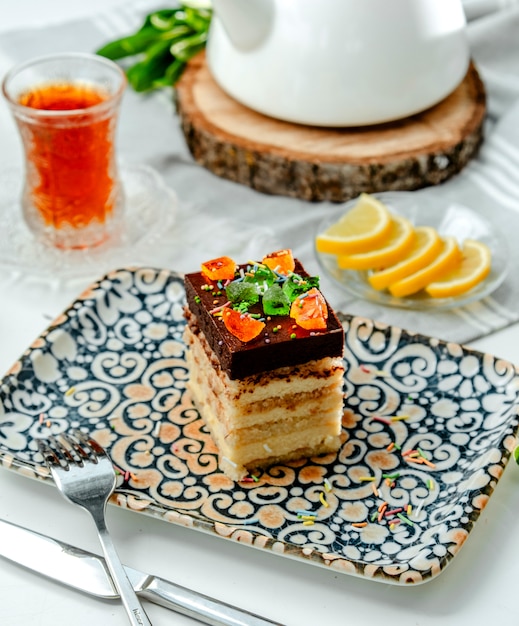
[38,429,152,626]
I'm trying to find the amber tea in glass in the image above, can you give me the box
[2,53,126,249]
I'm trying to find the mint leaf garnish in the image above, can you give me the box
[226,281,260,306]
[282,274,320,301]
[263,284,291,316]
[244,265,276,293]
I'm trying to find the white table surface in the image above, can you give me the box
[2,3,519,626]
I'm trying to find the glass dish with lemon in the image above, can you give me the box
[315,192,508,311]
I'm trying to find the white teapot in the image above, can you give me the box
[206,0,470,127]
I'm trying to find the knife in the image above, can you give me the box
[0,518,281,626]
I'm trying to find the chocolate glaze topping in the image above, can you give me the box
[184,259,344,379]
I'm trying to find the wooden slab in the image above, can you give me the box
[175,53,486,202]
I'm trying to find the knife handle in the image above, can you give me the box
[140,576,283,626]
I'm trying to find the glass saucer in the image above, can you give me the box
[0,163,177,281]
[315,192,509,311]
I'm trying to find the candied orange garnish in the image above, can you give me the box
[201,256,237,281]
[290,287,328,330]
[261,249,296,275]
[222,307,266,342]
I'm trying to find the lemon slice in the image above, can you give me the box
[425,240,491,298]
[368,226,442,291]
[316,194,392,255]
[337,215,416,270]
[388,236,461,298]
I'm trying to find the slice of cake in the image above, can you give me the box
[183,249,345,480]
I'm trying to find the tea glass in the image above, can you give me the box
[2,52,126,249]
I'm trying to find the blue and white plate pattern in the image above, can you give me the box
[0,267,518,584]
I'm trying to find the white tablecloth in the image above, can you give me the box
[1,2,519,625]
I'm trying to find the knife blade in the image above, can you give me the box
[0,518,281,626]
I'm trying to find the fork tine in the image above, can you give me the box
[71,429,107,460]
[37,439,62,467]
[60,432,91,464]
[38,434,86,468]
[48,434,86,468]
[37,431,106,469]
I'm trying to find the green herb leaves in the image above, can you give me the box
[226,261,320,318]
[283,274,320,301]
[96,4,212,92]
[263,284,291,316]
[226,282,260,307]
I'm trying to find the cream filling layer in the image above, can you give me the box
[184,324,344,480]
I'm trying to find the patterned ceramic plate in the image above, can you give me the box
[1,267,518,585]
